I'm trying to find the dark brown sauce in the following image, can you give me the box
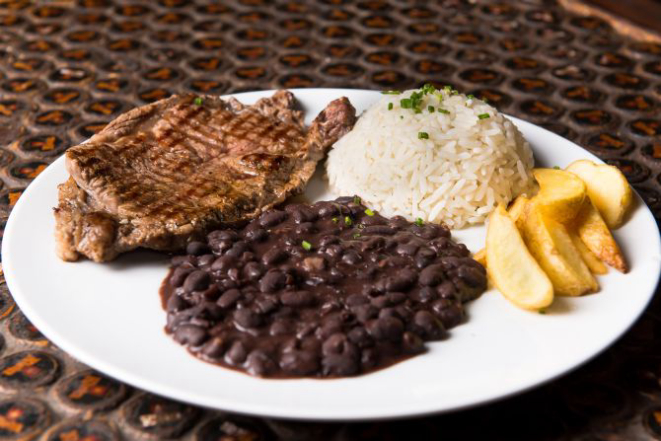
[159,197,486,379]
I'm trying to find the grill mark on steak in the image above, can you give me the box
[54,91,356,262]
[163,124,216,158]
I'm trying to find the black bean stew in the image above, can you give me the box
[160,197,487,378]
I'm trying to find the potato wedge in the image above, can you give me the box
[507,196,529,224]
[486,205,553,310]
[473,248,486,267]
[569,230,608,275]
[518,201,599,296]
[566,159,632,229]
[574,198,628,273]
[533,168,586,224]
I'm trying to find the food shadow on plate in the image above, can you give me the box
[542,296,575,315]
[288,163,333,205]
[103,249,170,272]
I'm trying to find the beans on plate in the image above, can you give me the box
[161,197,487,378]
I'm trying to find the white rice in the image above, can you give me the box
[326,88,535,229]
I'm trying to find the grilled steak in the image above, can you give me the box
[54,91,356,262]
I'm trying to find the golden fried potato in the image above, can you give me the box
[486,205,553,310]
[473,248,486,267]
[574,198,628,273]
[566,160,632,229]
[569,230,608,275]
[533,168,586,224]
[518,201,598,296]
[507,195,529,224]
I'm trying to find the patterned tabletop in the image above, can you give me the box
[0,0,660,439]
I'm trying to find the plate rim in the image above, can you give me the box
[3,88,661,421]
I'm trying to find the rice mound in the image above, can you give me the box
[326,87,535,229]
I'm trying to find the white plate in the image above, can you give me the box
[3,89,661,421]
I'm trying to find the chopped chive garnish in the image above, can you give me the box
[409,90,426,113]
[443,85,452,92]
[415,217,424,226]
[467,94,475,99]
[387,102,393,110]
[418,132,429,140]
[332,217,338,223]
[382,90,401,95]
[421,83,436,95]
[400,98,412,109]
[478,113,490,120]
[438,108,450,114]
[365,208,375,216]
[353,195,361,204]
[194,97,203,106]
[553,165,560,170]
[301,240,312,251]
[344,216,352,226]
[428,105,435,113]
[353,233,361,239]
